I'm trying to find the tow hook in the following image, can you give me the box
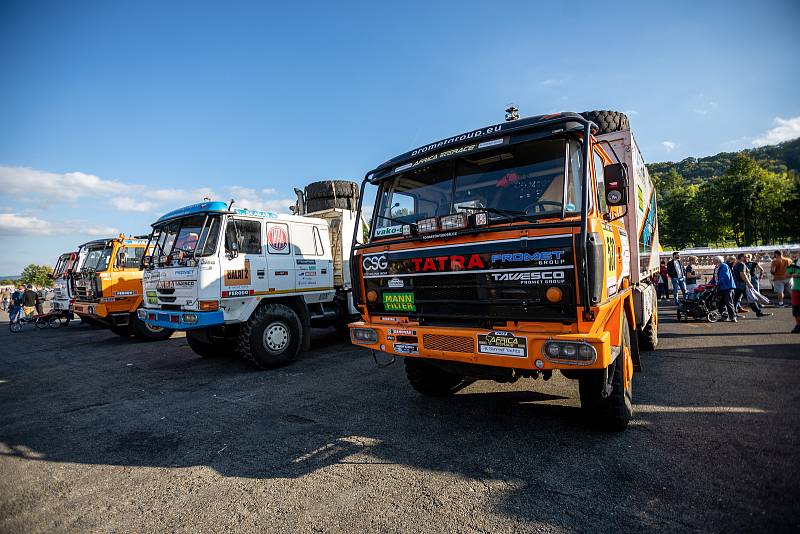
[372,349,396,368]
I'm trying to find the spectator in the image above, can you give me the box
[787,256,800,334]
[10,284,25,323]
[658,261,669,300]
[1,295,7,312]
[772,250,791,307]
[35,288,44,315]
[745,254,764,293]
[685,256,699,293]
[667,251,687,305]
[733,254,772,318]
[22,284,38,317]
[713,256,736,322]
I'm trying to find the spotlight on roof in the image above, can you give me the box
[505,104,519,122]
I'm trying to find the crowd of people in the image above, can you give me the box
[655,250,800,333]
[3,284,45,323]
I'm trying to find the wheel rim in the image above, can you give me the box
[10,323,21,333]
[262,321,290,354]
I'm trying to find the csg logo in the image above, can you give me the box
[362,254,388,272]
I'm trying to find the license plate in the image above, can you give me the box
[477,331,528,358]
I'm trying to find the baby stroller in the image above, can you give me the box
[676,284,721,322]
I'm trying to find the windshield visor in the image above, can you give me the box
[373,138,582,238]
[152,214,221,263]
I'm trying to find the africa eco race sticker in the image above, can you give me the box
[224,259,251,286]
[393,343,419,355]
[382,292,415,312]
[374,225,403,237]
[477,331,528,358]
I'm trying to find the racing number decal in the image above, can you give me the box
[603,229,617,296]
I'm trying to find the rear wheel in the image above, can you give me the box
[130,313,174,341]
[404,358,474,397]
[638,307,658,351]
[35,318,48,329]
[579,314,633,431]
[48,316,62,329]
[238,303,302,369]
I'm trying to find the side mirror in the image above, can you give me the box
[142,255,152,269]
[117,251,127,268]
[603,163,628,206]
[227,240,239,258]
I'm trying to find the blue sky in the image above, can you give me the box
[1,0,798,275]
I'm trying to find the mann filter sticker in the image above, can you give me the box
[477,331,528,357]
[374,225,404,237]
[393,343,419,355]
[382,292,415,312]
[146,291,157,305]
[224,259,251,286]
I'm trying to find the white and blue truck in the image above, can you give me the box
[138,181,363,369]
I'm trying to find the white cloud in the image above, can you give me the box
[0,166,131,202]
[227,186,293,213]
[0,213,119,237]
[261,187,277,195]
[752,116,800,147]
[661,141,676,152]
[110,196,156,212]
[539,78,564,87]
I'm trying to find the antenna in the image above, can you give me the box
[505,104,519,122]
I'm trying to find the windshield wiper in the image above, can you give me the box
[459,206,541,224]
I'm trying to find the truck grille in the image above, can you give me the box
[74,286,93,300]
[422,334,475,353]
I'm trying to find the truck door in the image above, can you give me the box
[291,223,333,291]
[223,218,267,296]
[266,221,295,293]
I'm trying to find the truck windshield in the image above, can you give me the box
[373,138,582,237]
[83,246,113,272]
[54,255,70,277]
[153,214,221,258]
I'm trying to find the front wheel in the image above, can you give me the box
[404,358,474,397]
[707,310,721,323]
[9,321,22,333]
[130,313,174,341]
[578,314,634,431]
[48,316,62,329]
[238,303,302,369]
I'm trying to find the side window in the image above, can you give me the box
[293,225,321,256]
[120,247,144,268]
[226,219,262,254]
[313,227,325,255]
[594,150,608,214]
[390,192,415,218]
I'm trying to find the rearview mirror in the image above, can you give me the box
[603,163,628,206]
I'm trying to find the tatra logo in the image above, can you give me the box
[410,254,485,272]
[363,254,388,271]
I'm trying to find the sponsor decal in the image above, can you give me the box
[410,254,485,272]
[175,280,195,287]
[300,271,317,277]
[224,259,251,286]
[393,343,419,355]
[409,124,503,157]
[379,316,399,322]
[375,225,404,237]
[224,289,252,297]
[636,185,644,213]
[267,223,289,254]
[389,328,416,335]
[402,143,478,172]
[388,277,404,288]
[490,270,566,285]
[421,231,458,240]
[491,251,564,264]
[382,292,415,312]
[296,259,316,265]
[362,254,388,276]
[275,271,288,276]
[199,259,216,265]
[174,269,195,276]
[102,297,115,302]
[477,138,505,149]
[477,331,528,357]
[114,290,136,296]
[235,208,279,219]
[146,291,157,305]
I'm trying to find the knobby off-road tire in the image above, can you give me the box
[304,180,360,200]
[579,314,634,431]
[130,312,174,341]
[186,330,236,358]
[238,303,302,369]
[404,358,474,397]
[580,110,630,135]
[305,196,359,213]
[638,307,658,351]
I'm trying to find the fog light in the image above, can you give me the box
[473,212,488,226]
[367,290,378,303]
[182,313,198,324]
[417,217,439,234]
[440,213,467,231]
[546,287,563,303]
[351,328,378,344]
[137,309,146,319]
[535,359,544,369]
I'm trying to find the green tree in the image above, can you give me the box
[19,264,53,287]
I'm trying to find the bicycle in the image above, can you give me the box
[9,309,62,333]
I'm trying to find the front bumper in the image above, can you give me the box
[71,302,107,317]
[139,308,224,330]
[348,321,613,371]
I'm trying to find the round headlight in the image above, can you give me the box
[367,290,378,303]
[562,344,577,357]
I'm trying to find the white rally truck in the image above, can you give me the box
[50,251,79,322]
[139,183,362,369]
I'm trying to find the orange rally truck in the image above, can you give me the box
[348,110,660,430]
[70,234,174,341]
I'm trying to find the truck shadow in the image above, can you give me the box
[0,327,792,531]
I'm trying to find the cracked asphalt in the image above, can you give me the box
[0,304,798,533]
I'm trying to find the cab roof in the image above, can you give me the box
[153,201,299,225]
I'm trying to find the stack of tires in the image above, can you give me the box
[304,180,359,213]
[579,110,630,135]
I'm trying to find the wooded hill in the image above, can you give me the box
[645,138,800,248]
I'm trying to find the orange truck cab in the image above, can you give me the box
[70,235,174,341]
[349,110,660,430]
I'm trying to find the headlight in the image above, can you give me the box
[182,313,198,324]
[416,217,439,234]
[351,328,378,344]
[137,309,146,319]
[542,341,597,364]
[440,213,467,231]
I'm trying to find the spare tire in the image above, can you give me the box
[580,110,630,135]
[305,180,359,200]
[306,196,358,213]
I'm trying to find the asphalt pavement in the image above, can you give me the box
[0,304,798,533]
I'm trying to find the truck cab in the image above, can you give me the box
[51,251,78,321]
[139,199,360,368]
[70,235,173,340]
[349,110,659,430]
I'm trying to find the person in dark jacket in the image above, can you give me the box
[658,260,669,299]
[733,254,771,318]
[667,251,687,306]
[22,284,38,317]
[713,256,736,322]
